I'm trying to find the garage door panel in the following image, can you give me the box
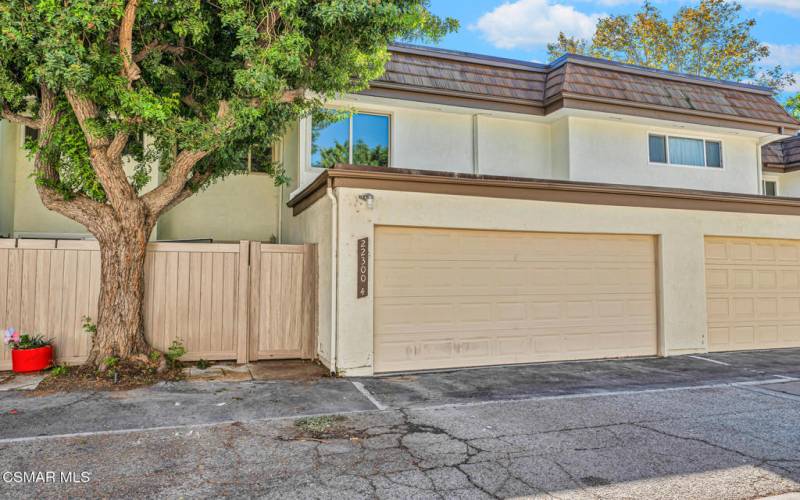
[705,237,800,352]
[375,226,658,372]
[376,265,656,297]
[375,296,656,336]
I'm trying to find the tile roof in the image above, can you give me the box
[763,136,800,171]
[366,44,799,134]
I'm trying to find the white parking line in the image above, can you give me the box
[419,377,800,412]
[1,376,798,445]
[351,381,387,410]
[688,355,731,366]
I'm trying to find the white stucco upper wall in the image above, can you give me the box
[567,117,761,194]
[289,95,772,200]
[477,116,550,178]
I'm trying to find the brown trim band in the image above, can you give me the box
[763,164,800,174]
[361,85,545,116]
[561,95,799,136]
[288,165,800,217]
[360,86,799,136]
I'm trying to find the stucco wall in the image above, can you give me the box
[549,117,570,180]
[477,115,550,178]
[568,117,761,194]
[392,107,474,172]
[12,130,89,237]
[774,171,800,198]
[282,195,333,368]
[0,121,17,237]
[328,187,800,376]
[157,173,281,242]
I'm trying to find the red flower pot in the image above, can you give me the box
[11,346,53,373]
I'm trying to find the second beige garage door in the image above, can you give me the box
[706,237,800,352]
[374,227,658,373]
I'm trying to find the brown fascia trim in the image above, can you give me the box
[763,163,800,174]
[559,95,800,136]
[362,84,798,136]
[288,164,800,217]
[361,84,545,116]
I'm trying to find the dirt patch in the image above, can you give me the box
[248,360,329,381]
[291,415,365,441]
[35,359,183,394]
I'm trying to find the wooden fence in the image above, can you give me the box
[0,239,317,370]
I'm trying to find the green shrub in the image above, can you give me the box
[165,339,186,368]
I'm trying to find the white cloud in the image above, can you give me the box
[473,0,604,50]
[739,0,800,15]
[765,44,800,68]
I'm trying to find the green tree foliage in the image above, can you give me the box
[0,0,456,362]
[353,141,389,167]
[317,141,349,169]
[314,140,389,168]
[786,94,800,121]
[547,0,793,91]
[1,0,456,199]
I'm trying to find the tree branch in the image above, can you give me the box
[153,169,215,218]
[133,39,185,63]
[65,90,138,209]
[120,0,141,84]
[1,103,41,129]
[107,132,130,160]
[142,149,209,217]
[33,85,112,233]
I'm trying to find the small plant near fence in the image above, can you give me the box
[3,329,52,350]
[165,339,187,369]
[50,364,69,377]
[3,328,54,373]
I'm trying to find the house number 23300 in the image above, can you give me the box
[357,237,369,298]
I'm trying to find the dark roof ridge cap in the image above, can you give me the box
[389,42,549,73]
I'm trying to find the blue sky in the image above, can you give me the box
[424,0,800,99]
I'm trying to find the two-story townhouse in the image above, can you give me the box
[3,44,800,375]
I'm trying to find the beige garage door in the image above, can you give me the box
[706,237,800,352]
[374,227,659,373]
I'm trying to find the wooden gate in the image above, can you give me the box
[0,239,317,369]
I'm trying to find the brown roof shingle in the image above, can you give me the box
[763,136,800,171]
[365,44,799,135]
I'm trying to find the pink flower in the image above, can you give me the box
[3,328,15,345]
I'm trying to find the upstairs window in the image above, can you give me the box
[312,112,390,169]
[649,134,722,168]
[763,180,778,197]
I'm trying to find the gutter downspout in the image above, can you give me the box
[326,181,339,376]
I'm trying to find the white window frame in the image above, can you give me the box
[648,133,724,169]
[308,109,393,170]
[762,177,779,197]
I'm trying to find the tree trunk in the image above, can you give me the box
[88,222,151,364]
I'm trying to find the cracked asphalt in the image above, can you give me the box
[1,352,800,499]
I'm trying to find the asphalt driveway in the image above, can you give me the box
[1,349,800,499]
[356,348,800,408]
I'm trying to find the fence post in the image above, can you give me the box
[236,240,250,364]
[248,241,262,362]
[302,244,318,359]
